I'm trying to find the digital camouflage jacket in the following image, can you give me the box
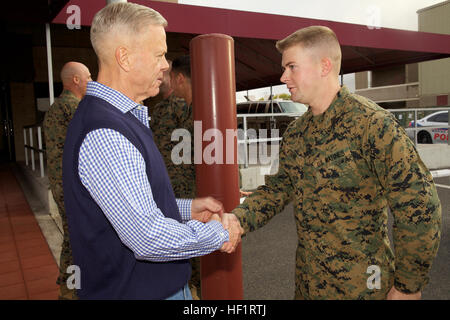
[233,86,441,300]
[43,89,80,299]
[150,95,196,198]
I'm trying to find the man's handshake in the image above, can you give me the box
[191,197,244,254]
[210,213,244,253]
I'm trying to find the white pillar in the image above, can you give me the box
[243,116,248,168]
[37,126,45,178]
[23,128,28,166]
[45,23,54,106]
[448,110,450,146]
[29,128,35,171]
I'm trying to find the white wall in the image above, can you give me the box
[180,0,444,31]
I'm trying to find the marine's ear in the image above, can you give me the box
[320,57,333,77]
[73,74,80,85]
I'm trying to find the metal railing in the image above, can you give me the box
[237,112,303,167]
[235,107,449,169]
[23,124,46,178]
[19,108,447,179]
[389,107,450,146]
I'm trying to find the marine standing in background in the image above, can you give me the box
[43,61,92,300]
[151,57,196,199]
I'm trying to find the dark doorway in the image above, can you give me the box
[0,26,35,163]
[0,81,15,162]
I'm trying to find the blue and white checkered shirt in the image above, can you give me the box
[78,81,229,262]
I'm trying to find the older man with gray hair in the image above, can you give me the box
[62,2,243,300]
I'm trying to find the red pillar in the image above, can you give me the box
[190,34,243,300]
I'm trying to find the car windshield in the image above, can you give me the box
[279,101,308,113]
[425,111,448,123]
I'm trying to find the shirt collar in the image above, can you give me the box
[85,81,143,114]
[304,86,350,127]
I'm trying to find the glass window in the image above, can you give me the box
[271,103,282,113]
[237,103,250,114]
[435,112,448,123]
[428,112,448,123]
[248,103,257,113]
[279,101,308,113]
[257,102,268,113]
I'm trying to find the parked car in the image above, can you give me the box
[406,110,448,144]
[236,100,308,137]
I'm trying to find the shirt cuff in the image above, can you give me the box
[176,198,192,222]
[206,220,230,243]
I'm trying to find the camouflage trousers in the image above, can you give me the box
[189,257,201,300]
[49,181,78,300]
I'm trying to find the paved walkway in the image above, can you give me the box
[0,163,59,300]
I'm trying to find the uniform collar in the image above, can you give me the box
[304,86,350,128]
[60,89,79,101]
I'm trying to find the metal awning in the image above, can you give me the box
[44,0,450,91]
[1,0,69,24]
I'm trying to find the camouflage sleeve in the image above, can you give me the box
[239,169,242,189]
[62,100,77,121]
[44,104,62,151]
[44,100,75,148]
[151,98,197,199]
[151,101,176,165]
[232,138,294,234]
[43,102,66,182]
[363,112,442,294]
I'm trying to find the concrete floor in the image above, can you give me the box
[0,163,59,299]
[11,164,62,268]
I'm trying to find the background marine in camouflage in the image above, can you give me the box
[232,26,441,300]
[151,66,196,199]
[43,61,91,300]
[150,59,196,199]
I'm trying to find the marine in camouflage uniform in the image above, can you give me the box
[232,86,442,299]
[43,90,80,300]
[150,94,201,299]
[150,94,196,198]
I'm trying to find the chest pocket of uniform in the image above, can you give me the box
[313,146,361,204]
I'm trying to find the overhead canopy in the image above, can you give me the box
[47,0,450,91]
[1,0,69,24]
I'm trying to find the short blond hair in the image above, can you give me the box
[91,2,167,59]
[276,26,342,74]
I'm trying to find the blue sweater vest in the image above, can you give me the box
[62,95,190,299]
